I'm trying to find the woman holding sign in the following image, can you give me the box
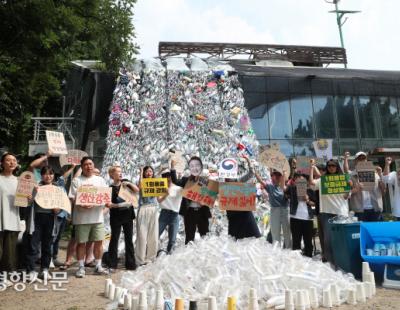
[0,153,20,285]
[136,166,159,266]
[105,166,138,270]
[171,156,212,244]
[309,159,350,264]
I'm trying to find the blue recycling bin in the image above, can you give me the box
[329,222,363,279]
[360,222,400,279]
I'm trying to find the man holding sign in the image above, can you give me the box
[69,157,109,278]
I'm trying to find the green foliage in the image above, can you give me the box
[0,0,138,155]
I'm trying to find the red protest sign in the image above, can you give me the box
[182,177,219,208]
[218,182,256,211]
[75,186,112,206]
[15,171,37,207]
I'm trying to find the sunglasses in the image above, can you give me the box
[327,164,337,168]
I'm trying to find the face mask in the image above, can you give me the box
[189,160,202,176]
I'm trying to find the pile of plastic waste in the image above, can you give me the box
[103,236,376,309]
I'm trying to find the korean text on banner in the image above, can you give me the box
[321,174,351,195]
[46,130,68,155]
[218,182,256,211]
[35,185,71,214]
[182,177,219,208]
[14,171,37,207]
[356,161,376,191]
[295,178,308,198]
[75,186,112,206]
[59,150,88,167]
[140,178,168,197]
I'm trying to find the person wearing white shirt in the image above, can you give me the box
[383,157,400,220]
[157,171,182,253]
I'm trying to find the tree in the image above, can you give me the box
[0,0,138,155]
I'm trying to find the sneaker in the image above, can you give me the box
[38,269,52,280]
[75,267,86,278]
[94,265,109,275]
[49,259,55,269]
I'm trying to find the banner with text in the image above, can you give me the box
[321,174,350,195]
[140,178,168,197]
[218,182,256,211]
[182,177,219,208]
[75,186,112,206]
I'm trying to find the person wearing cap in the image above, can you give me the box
[383,157,400,220]
[157,170,183,253]
[255,168,291,249]
[309,159,350,263]
[344,152,385,222]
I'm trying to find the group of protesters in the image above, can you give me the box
[0,149,399,287]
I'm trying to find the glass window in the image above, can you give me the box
[335,96,357,138]
[378,97,400,139]
[355,96,379,138]
[268,100,292,139]
[337,139,361,155]
[269,140,294,157]
[312,96,336,138]
[293,140,315,156]
[249,105,269,140]
[290,95,314,138]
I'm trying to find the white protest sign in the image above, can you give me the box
[218,158,238,179]
[313,139,332,160]
[258,149,290,174]
[46,130,68,155]
[35,185,71,214]
[356,161,376,191]
[59,149,88,167]
[295,178,308,198]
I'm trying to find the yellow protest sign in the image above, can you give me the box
[141,178,168,197]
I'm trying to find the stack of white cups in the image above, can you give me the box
[284,290,294,310]
[308,287,318,309]
[248,288,259,310]
[322,287,332,308]
[131,296,139,310]
[362,262,376,296]
[356,283,367,303]
[330,284,340,306]
[346,288,357,305]
[104,279,113,298]
[295,290,306,310]
[139,290,148,310]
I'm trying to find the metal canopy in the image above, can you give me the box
[158,41,347,67]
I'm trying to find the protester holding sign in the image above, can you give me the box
[105,166,138,271]
[157,170,183,253]
[0,153,21,286]
[255,168,291,249]
[69,156,109,278]
[225,156,261,240]
[171,156,212,244]
[344,152,385,222]
[285,174,314,257]
[309,159,350,264]
[25,166,68,280]
[383,157,400,220]
[135,166,159,266]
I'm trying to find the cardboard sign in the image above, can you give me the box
[118,183,139,207]
[34,185,71,214]
[313,139,332,160]
[14,171,37,207]
[356,161,376,191]
[258,149,290,174]
[295,178,308,198]
[321,174,350,195]
[296,156,312,174]
[75,186,112,206]
[59,149,88,167]
[141,178,168,197]
[182,177,219,208]
[218,182,256,211]
[46,130,68,155]
[218,158,238,179]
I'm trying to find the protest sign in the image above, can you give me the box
[35,185,71,214]
[258,149,290,174]
[141,178,168,197]
[218,182,256,211]
[170,150,186,174]
[313,139,332,160]
[182,177,219,208]
[356,161,376,191]
[75,186,112,206]
[46,130,68,155]
[118,183,139,207]
[59,149,88,167]
[14,171,37,207]
[296,156,312,174]
[295,178,308,198]
[218,158,238,179]
[321,174,350,195]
